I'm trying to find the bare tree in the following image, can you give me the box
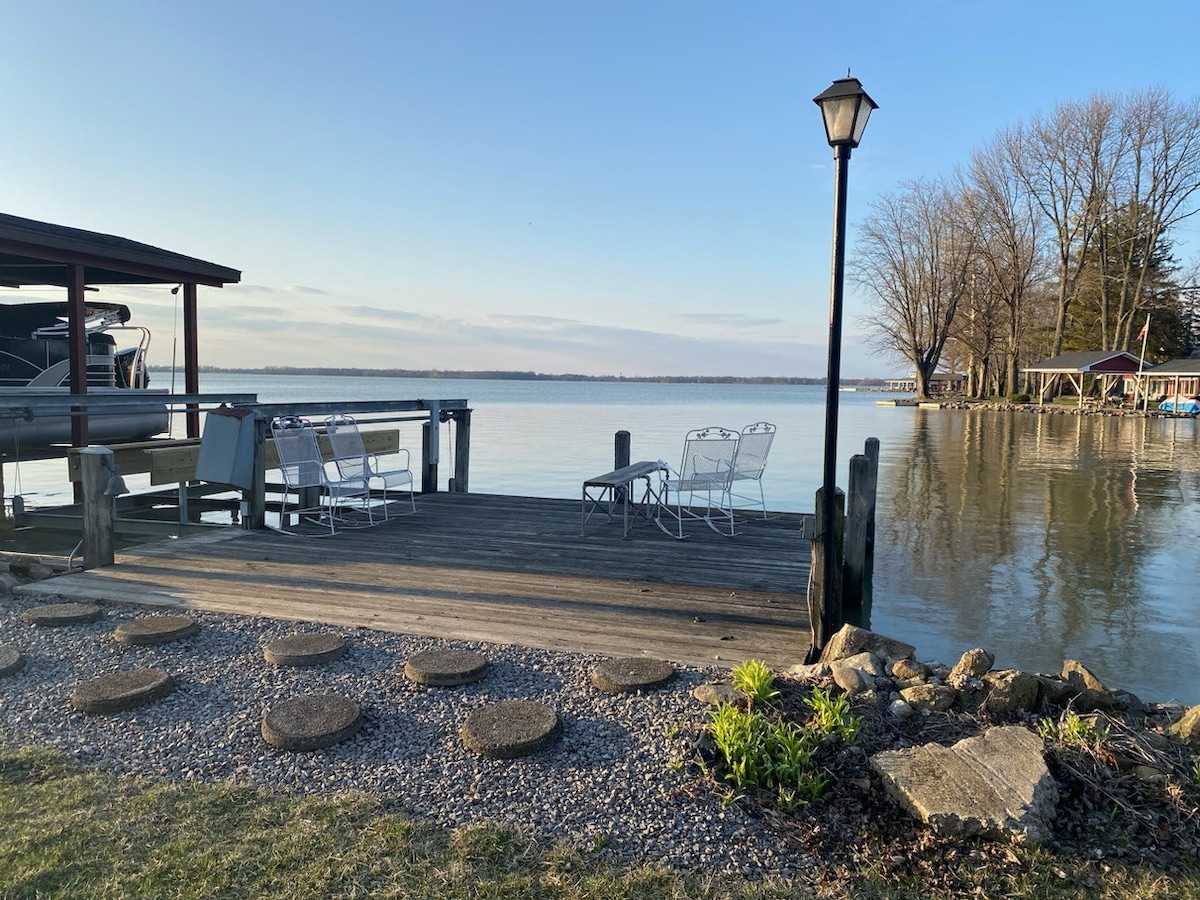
[963,141,1051,395]
[853,179,977,399]
[1006,95,1124,357]
[1105,88,1200,349]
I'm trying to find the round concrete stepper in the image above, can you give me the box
[21,602,102,627]
[459,699,562,759]
[0,644,25,678]
[262,632,348,667]
[261,694,363,751]
[403,648,489,686]
[113,615,200,646]
[590,656,676,694]
[70,667,176,714]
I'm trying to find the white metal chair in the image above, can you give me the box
[271,416,372,534]
[324,414,415,518]
[655,426,740,539]
[729,421,776,519]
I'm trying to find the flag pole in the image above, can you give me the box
[1137,313,1151,412]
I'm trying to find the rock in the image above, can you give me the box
[891,658,930,681]
[832,665,870,696]
[835,651,885,678]
[899,683,957,713]
[71,667,176,714]
[1073,688,1120,713]
[590,657,675,694]
[1168,705,1200,749]
[1034,674,1075,706]
[1134,766,1168,784]
[983,669,1041,716]
[0,644,25,677]
[1061,659,1108,693]
[818,625,915,666]
[870,726,1058,843]
[949,648,994,684]
[888,699,914,719]
[786,662,829,681]
[404,649,488,686]
[692,682,747,709]
[261,694,362,751]
[459,699,562,758]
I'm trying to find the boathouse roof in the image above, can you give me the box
[1147,356,1200,375]
[1023,351,1145,374]
[0,212,241,288]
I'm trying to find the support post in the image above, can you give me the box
[451,408,471,492]
[807,485,844,660]
[614,431,631,469]
[863,437,879,558]
[183,283,201,438]
[79,447,115,568]
[422,422,437,493]
[244,415,268,529]
[844,454,872,603]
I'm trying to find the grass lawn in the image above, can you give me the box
[3,745,1199,899]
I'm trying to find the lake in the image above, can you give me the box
[12,373,1200,704]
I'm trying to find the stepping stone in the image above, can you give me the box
[21,602,102,627]
[113,615,200,646]
[404,648,488,686]
[71,667,176,714]
[261,695,362,751]
[0,644,25,677]
[590,657,676,693]
[263,633,348,667]
[459,699,561,758]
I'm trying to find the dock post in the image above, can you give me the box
[806,485,844,661]
[450,408,471,492]
[614,431,631,469]
[863,437,879,559]
[844,454,872,603]
[422,423,437,493]
[79,446,116,568]
[245,414,268,529]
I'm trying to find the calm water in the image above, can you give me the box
[13,374,1200,704]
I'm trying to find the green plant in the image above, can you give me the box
[730,659,779,707]
[805,687,862,744]
[706,705,830,808]
[1010,392,1032,403]
[1038,710,1109,750]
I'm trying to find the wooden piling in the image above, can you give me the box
[422,422,437,493]
[844,454,872,602]
[614,431,631,470]
[451,409,471,493]
[79,447,116,568]
[806,485,844,660]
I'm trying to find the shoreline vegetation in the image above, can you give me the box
[155,366,889,386]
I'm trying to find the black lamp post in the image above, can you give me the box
[810,75,877,657]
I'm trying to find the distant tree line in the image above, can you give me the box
[172,366,887,386]
[854,87,1200,399]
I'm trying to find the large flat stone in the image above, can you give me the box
[113,615,200,646]
[870,725,1057,843]
[818,624,914,665]
[590,657,675,693]
[21,602,102,627]
[262,694,362,751]
[71,667,176,714]
[404,648,488,686]
[459,699,561,758]
[0,644,25,677]
[263,633,348,667]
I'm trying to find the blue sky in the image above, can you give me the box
[3,1,1198,378]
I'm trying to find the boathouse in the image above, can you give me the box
[884,371,966,395]
[1022,351,1145,404]
[0,211,241,443]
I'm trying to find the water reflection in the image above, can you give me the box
[871,409,1200,704]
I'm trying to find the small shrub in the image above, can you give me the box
[1010,393,1032,404]
[706,704,830,808]
[805,687,862,744]
[730,659,779,707]
[1037,710,1109,750]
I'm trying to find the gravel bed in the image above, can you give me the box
[0,593,807,877]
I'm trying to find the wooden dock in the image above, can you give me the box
[15,493,813,669]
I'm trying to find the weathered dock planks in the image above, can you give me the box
[15,492,812,669]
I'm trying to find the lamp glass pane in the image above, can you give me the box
[851,103,874,145]
[821,96,860,145]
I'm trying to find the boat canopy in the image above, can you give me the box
[0,301,132,339]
